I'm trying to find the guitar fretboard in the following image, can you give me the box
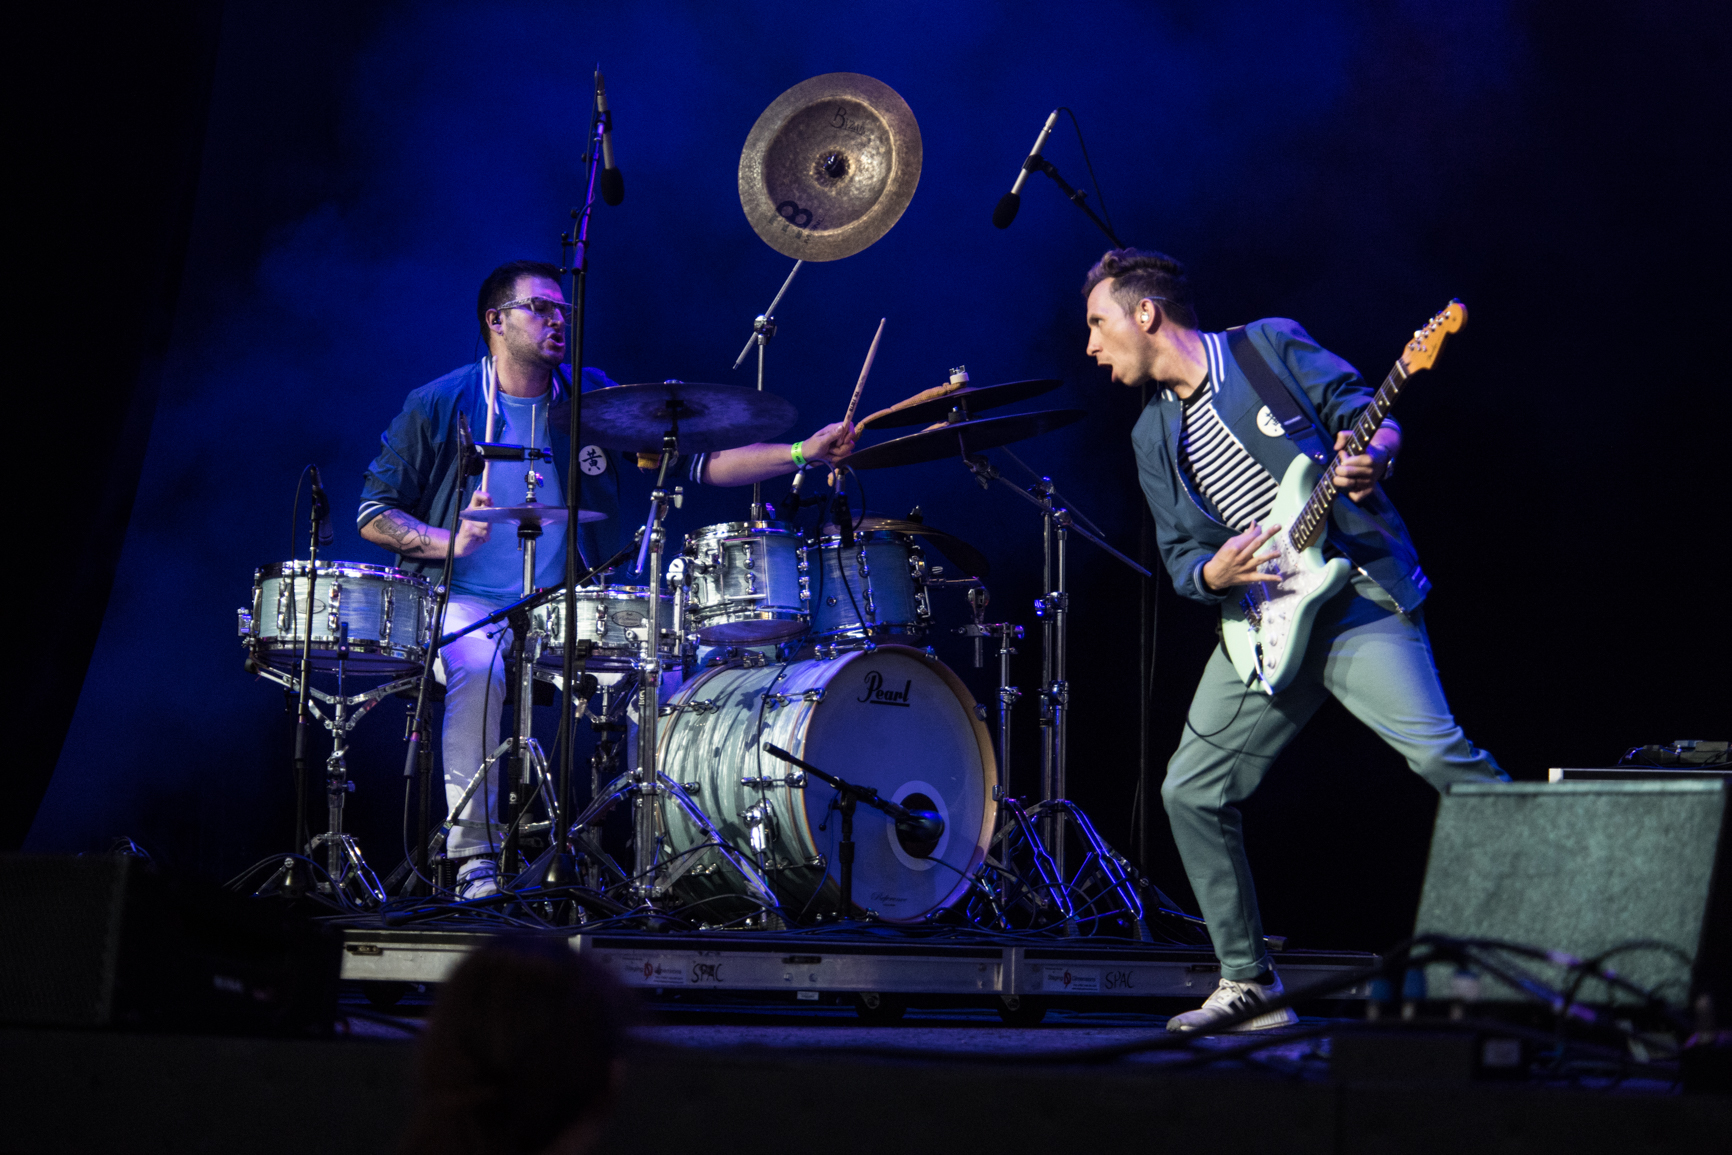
[1290,361,1410,551]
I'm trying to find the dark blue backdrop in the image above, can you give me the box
[30,0,1724,954]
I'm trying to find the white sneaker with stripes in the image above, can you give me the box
[1166,974,1299,1033]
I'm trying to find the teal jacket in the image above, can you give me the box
[1131,318,1429,612]
[358,359,627,580]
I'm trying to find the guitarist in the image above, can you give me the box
[1083,248,1505,1033]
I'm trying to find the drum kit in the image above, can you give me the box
[234,72,1181,938]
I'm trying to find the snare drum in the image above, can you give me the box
[683,521,808,645]
[534,585,675,671]
[240,560,431,675]
[802,530,930,642]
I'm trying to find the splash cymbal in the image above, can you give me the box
[739,72,922,262]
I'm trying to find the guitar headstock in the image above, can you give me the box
[1400,299,1468,374]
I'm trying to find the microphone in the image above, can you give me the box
[457,412,483,477]
[596,71,624,206]
[992,109,1059,229]
[308,465,333,548]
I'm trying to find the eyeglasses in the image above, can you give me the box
[493,296,573,322]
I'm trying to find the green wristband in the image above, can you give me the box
[790,441,807,467]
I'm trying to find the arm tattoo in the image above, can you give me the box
[370,510,433,556]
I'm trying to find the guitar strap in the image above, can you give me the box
[1225,327,1331,466]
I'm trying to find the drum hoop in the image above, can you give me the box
[255,560,432,588]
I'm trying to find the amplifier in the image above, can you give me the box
[1413,781,1729,1010]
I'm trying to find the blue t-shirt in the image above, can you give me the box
[451,390,568,599]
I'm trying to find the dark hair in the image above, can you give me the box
[1081,248,1199,329]
[477,260,565,338]
[399,938,629,1155]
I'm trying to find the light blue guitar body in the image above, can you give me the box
[1219,454,1351,695]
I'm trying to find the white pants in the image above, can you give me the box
[438,594,514,859]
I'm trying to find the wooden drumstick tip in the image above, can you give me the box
[843,317,887,430]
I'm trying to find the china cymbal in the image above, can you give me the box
[738,72,922,262]
[862,378,1064,430]
[578,381,797,453]
[460,504,607,526]
[845,408,1087,471]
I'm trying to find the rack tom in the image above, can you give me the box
[683,521,808,645]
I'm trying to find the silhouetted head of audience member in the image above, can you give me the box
[400,937,629,1155]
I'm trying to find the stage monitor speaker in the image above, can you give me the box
[0,854,340,1034]
[1413,781,1730,1011]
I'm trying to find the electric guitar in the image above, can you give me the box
[1220,301,1467,694]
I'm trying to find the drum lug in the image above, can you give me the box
[236,608,254,638]
[799,576,810,602]
[801,688,825,703]
[924,646,938,662]
[741,772,805,789]
[276,581,293,635]
[326,579,342,634]
[380,587,394,646]
[806,853,826,869]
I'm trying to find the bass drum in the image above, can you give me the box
[659,645,996,924]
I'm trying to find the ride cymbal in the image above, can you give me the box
[845,409,1087,471]
[578,381,797,453]
[739,72,922,262]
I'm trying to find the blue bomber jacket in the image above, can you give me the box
[358,359,626,580]
[1131,318,1430,612]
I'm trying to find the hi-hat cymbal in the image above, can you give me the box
[845,408,1087,471]
[863,379,1064,430]
[739,73,922,262]
[460,504,606,526]
[578,381,797,453]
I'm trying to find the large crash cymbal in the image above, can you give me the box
[579,381,797,453]
[845,408,1087,471]
[739,73,922,262]
[862,378,1064,430]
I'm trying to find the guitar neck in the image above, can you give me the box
[1289,360,1410,550]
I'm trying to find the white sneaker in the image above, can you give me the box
[455,857,500,901]
[1166,974,1299,1033]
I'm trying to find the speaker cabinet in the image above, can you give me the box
[1413,781,1730,1010]
[0,855,339,1033]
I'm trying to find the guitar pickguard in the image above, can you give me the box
[1220,457,1351,694]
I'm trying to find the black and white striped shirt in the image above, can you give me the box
[1178,372,1280,532]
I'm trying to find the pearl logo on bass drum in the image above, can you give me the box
[857,671,913,707]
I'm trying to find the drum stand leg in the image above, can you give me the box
[303,637,387,909]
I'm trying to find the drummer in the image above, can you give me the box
[358,259,855,900]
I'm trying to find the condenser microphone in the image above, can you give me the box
[596,71,624,206]
[992,110,1059,229]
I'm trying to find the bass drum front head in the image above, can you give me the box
[792,646,996,922]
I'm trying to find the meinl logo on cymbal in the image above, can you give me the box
[857,671,912,707]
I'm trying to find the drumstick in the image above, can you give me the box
[842,318,886,430]
[482,358,498,492]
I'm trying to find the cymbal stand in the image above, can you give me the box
[499,465,549,877]
[963,451,1151,935]
[628,414,683,903]
[732,258,803,520]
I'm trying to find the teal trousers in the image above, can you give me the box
[1162,575,1505,980]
